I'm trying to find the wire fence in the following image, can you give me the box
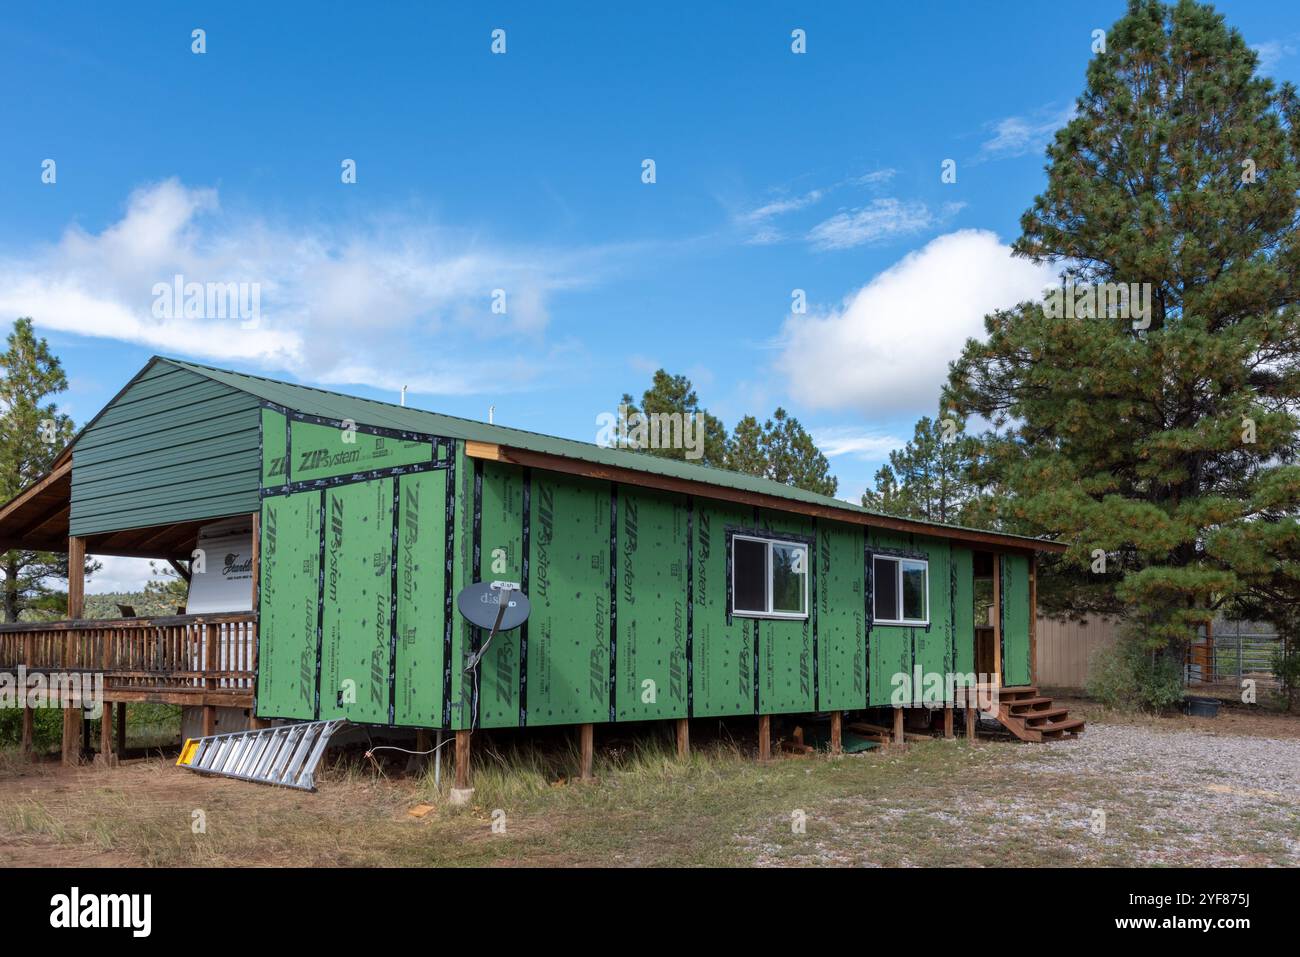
[1185,622,1283,691]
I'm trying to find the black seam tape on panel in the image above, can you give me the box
[948,542,957,680]
[471,460,483,729]
[999,555,1007,685]
[314,489,326,720]
[285,407,294,486]
[754,509,761,716]
[812,520,820,713]
[864,530,872,708]
[260,460,448,498]
[442,441,455,728]
[267,404,447,445]
[608,483,617,724]
[519,467,531,727]
[388,478,399,726]
[686,496,694,718]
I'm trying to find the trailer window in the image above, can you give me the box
[872,555,928,626]
[732,535,808,619]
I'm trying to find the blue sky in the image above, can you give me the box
[2,1,1298,589]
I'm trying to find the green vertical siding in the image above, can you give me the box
[756,509,815,715]
[867,529,914,706]
[319,478,392,724]
[394,470,446,727]
[817,519,866,710]
[691,499,755,717]
[914,537,951,699]
[261,408,287,487]
[615,487,688,721]
[951,546,976,680]
[256,492,320,720]
[524,472,611,726]
[1001,554,1032,686]
[70,362,260,536]
[476,460,524,728]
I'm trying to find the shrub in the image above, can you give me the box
[1087,629,1185,712]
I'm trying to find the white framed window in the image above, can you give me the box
[872,554,929,626]
[731,534,809,619]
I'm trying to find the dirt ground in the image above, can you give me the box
[2,702,1297,868]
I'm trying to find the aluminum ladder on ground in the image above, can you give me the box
[176,719,345,791]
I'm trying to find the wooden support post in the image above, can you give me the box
[63,536,86,767]
[99,707,114,766]
[892,707,905,745]
[454,730,471,790]
[21,705,34,757]
[830,711,843,755]
[944,706,954,740]
[67,536,85,619]
[966,705,977,742]
[757,715,771,762]
[62,708,83,766]
[579,723,594,780]
[21,632,34,758]
[675,718,689,760]
[116,701,127,754]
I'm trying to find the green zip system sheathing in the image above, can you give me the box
[1001,553,1033,687]
[253,414,1034,730]
[817,520,866,711]
[692,499,756,717]
[257,491,321,720]
[395,469,447,727]
[615,487,689,722]
[525,472,611,726]
[474,460,524,728]
[318,477,393,724]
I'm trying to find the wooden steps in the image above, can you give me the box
[994,686,1084,743]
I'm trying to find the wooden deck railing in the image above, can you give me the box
[0,612,257,706]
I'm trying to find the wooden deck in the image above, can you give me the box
[0,612,256,707]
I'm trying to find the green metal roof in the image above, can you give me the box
[154,356,1058,550]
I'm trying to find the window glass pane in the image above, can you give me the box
[902,561,927,621]
[873,557,898,621]
[733,538,768,612]
[771,543,807,614]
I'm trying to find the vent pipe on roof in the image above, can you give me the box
[489,405,495,424]
[400,386,407,407]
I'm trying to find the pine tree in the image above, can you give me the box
[616,369,729,467]
[862,412,980,524]
[725,408,838,497]
[944,0,1300,653]
[0,319,90,621]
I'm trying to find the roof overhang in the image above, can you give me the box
[0,461,72,552]
[466,442,1068,555]
[0,461,236,560]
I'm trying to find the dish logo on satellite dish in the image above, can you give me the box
[481,581,520,607]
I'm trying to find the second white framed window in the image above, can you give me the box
[732,534,808,619]
[872,554,929,626]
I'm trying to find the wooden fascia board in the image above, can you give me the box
[465,441,1068,555]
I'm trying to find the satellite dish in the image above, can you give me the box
[456,581,530,672]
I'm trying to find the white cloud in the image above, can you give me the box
[776,229,1058,414]
[86,556,162,595]
[734,169,897,246]
[0,179,593,395]
[807,199,960,252]
[812,427,906,461]
[1253,38,1297,72]
[977,105,1075,161]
